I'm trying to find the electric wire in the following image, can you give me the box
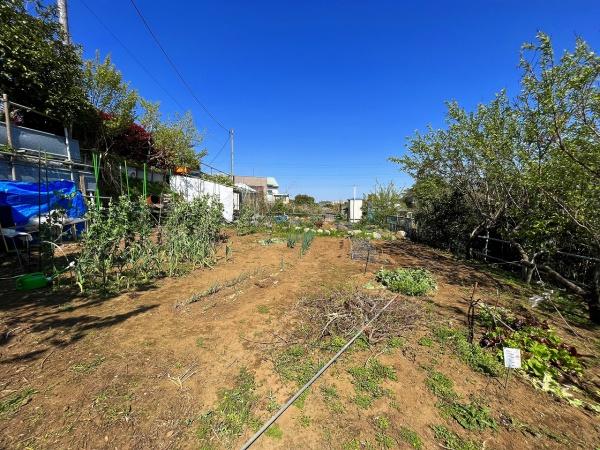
[128,0,229,132]
[79,0,231,173]
[209,135,230,165]
[79,0,187,113]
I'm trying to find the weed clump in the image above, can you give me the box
[376,268,436,296]
[265,423,283,439]
[70,356,105,374]
[320,385,345,413]
[196,368,260,448]
[348,359,397,408]
[398,426,422,449]
[0,388,36,418]
[433,326,502,377]
[425,370,457,400]
[426,370,496,431]
[432,425,481,450]
[274,345,320,387]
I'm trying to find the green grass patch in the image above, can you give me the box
[374,415,390,430]
[375,431,395,449]
[398,426,422,449]
[92,386,133,422]
[348,359,397,408]
[293,389,310,409]
[196,337,205,348]
[376,268,436,296]
[0,388,36,418]
[274,345,320,387]
[196,368,260,447]
[440,401,497,431]
[265,423,283,439]
[426,370,457,400]
[388,336,405,349]
[257,305,270,314]
[418,336,433,347]
[70,356,105,374]
[426,370,497,431]
[298,414,311,428]
[320,384,344,413]
[432,425,481,450]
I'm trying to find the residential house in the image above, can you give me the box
[233,175,286,203]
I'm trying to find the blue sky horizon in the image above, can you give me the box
[67,0,599,201]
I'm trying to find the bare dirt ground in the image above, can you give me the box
[1,234,598,449]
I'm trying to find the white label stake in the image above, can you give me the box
[503,347,522,369]
[502,347,521,388]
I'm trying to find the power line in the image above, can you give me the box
[79,0,230,173]
[128,0,229,132]
[209,134,230,165]
[79,0,187,112]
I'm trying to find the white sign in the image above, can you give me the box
[503,347,522,369]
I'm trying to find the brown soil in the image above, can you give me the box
[0,235,598,449]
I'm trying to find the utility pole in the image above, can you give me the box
[57,0,70,44]
[230,128,234,182]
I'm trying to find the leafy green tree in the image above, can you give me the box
[362,181,405,227]
[392,33,600,322]
[140,99,206,170]
[0,0,86,125]
[82,52,138,154]
[294,194,315,206]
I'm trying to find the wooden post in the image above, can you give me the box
[2,94,12,148]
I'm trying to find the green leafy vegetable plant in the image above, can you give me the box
[376,268,436,296]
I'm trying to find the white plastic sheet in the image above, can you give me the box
[170,175,234,222]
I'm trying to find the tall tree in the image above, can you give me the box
[391,34,600,322]
[140,99,206,170]
[82,52,138,155]
[0,0,86,127]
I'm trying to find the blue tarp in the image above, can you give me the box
[0,180,86,226]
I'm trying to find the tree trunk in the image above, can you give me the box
[541,264,600,324]
[466,222,485,258]
[591,265,600,324]
[510,240,534,284]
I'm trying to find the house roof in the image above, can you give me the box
[266,177,279,188]
[234,183,257,193]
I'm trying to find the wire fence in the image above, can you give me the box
[472,234,598,292]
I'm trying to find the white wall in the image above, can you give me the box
[170,175,234,222]
[349,199,363,223]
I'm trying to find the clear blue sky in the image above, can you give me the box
[67,0,599,201]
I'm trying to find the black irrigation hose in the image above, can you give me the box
[239,294,400,450]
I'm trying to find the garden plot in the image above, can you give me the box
[0,233,599,450]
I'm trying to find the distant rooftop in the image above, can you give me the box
[266,177,279,188]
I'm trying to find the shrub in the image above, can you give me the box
[376,268,436,296]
